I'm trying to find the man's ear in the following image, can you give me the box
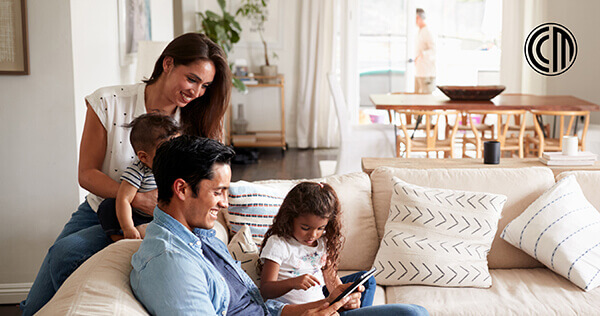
[163,56,174,74]
[172,178,188,201]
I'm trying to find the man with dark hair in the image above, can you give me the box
[130,135,428,316]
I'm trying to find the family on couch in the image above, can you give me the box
[21,33,428,315]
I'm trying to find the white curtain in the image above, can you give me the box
[500,0,547,94]
[295,0,338,148]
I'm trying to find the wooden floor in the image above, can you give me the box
[231,147,337,181]
[0,304,21,316]
[0,148,335,315]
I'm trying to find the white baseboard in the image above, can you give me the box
[0,283,31,304]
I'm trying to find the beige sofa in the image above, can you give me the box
[37,167,600,315]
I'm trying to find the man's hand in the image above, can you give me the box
[131,190,157,215]
[300,296,351,316]
[328,283,364,311]
[292,274,321,291]
[123,226,141,239]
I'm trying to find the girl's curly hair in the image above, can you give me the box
[259,182,344,272]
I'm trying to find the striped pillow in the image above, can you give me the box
[227,181,285,248]
[501,175,600,291]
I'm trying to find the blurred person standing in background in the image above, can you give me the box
[414,8,436,94]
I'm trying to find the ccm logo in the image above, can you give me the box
[524,23,577,76]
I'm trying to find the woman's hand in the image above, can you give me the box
[292,274,321,291]
[327,283,364,311]
[131,190,157,215]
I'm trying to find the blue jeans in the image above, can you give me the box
[340,304,429,316]
[324,271,428,316]
[323,271,377,307]
[20,201,111,316]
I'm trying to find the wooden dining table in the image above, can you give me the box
[369,93,600,112]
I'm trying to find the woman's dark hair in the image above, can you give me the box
[259,182,344,272]
[152,135,235,204]
[144,32,231,141]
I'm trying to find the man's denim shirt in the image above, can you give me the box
[130,207,285,315]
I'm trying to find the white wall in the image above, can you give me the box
[0,0,174,303]
[0,0,79,301]
[195,0,302,147]
[546,0,600,124]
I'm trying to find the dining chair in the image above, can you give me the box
[463,110,528,158]
[326,73,395,175]
[526,110,590,157]
[394,110,460,158]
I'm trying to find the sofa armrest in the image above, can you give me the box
[36,240,149,316]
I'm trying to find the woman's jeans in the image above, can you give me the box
[19,201,111,316]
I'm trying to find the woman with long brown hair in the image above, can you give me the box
[21,32,231,316]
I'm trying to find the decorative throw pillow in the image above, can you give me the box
[228,225,261,286]
[373,176,506,287]
[227,181,286,248]
[501,175,600,291]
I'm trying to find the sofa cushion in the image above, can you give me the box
[248,172,379,271]
[36,240,148,316]
[226,181,285,248]
[373,177,505,287]
[385,268,600,315]
[370,167,555,269]
[556,170,600,212]
[228,225,261,286]
[501,175,600,291]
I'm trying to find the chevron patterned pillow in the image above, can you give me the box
[228,225,261,286]
[501,175,600,291]
[373,176,506,287]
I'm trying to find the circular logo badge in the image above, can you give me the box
[524,23,577,76]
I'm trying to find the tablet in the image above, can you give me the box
[330,267,377,305]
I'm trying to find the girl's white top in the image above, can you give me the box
[260,235,327,304]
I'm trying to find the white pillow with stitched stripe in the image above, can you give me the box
[373,176,506,287]
[226,181,285,249]
[501,175,600,291]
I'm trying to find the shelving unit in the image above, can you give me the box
[227,74,286,150]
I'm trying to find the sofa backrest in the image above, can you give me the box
[370,166,556,269]
[228,172,378,271]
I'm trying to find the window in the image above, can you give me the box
[357,0,502,106]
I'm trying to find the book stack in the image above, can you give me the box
[239,77,259,85]
[255,132,281,142]
[232,134,257,143]
[539,151,598,166]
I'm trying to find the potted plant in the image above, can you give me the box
[197,0,247,92]
[236,0,278,83]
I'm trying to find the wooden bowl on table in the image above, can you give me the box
[437,85,506,101]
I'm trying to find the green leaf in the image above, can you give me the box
[206,11,221,20]
[217,0,226,11]
[232,77,248,93]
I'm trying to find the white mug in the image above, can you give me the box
[562,136,578,156]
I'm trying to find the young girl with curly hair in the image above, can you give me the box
[259,182,377,308]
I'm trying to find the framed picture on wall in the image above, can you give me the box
[0,0,29,75]
[118,0,152,66]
